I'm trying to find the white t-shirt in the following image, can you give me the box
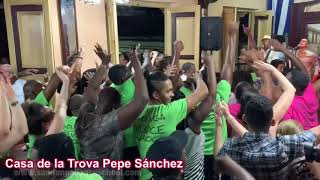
[13,79,26,104]
[184,127,205,180]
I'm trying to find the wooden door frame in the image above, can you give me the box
[289,0,320,47]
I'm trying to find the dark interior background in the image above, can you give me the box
[0,0,9,59]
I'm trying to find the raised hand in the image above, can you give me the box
[252,60,276,72]
[174,41,184,53]
[18,69,39,77]
[56,66,70,83]
[94,43,111,65]
[270,39,284,51]
[239,49,263,64]
[216,102,230,116]
[83,71,95,81]
[243,25,251,36]
[215,105,223,127]
[143,50,151,60]
[229,22,239,35]
[164,64,178,77]
[150,51,159,66]
[66,48,83,67]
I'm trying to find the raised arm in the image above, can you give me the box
[0,84,11,137]
[84,44,112,104]
[270,39,307,73]
[45,67,69,136]
[214,108,224,156]
[0,76,28,152]
[186,73,208,113]
[116,51,149,130]
[219,102,248,137]
[243,26,257,50]
[252,61,296,136]
[221,23,238,84]
[171,41,184,90]
[189,54,216,134]
[43,73,62,101]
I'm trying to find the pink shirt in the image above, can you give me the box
[283,83,319,130]
[229,103,241,120]
[228,103,241,136]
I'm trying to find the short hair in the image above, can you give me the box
[23,80,43,100]
[232,71,253,91]
[108,64,131,85]
[97,87,121,114]
[235,81,254,102]
[237,89,259,119]
[121,52,129,62]
[0,57,9,64]
[272,35,286,43]
[34,133,75,170]
[22,103,55,135]
[182,63,195,73]
[276,120,303,136]
[271,60,285,69]
[146,71,169,98]
[157,56,172,72]
[245,95,273,131]
[68,94,85,117]
[286,69,309,93]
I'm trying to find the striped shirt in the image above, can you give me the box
[184,128,205,180]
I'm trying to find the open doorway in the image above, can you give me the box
[237,11,249,57]
[116,5,164,54]
[0,0,9,63]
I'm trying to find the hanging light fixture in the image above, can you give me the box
[80,0,101,5]
[116,0,130,5]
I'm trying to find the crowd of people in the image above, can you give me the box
[1,21,320,180]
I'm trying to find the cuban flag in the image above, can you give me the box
[267,0,294,36]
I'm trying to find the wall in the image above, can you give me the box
[207,0,267,71]
[75,0,108,71]
[208,0,267,16]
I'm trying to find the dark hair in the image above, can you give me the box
[271,60,285,69]
[23,80,43,100]
[22,103,55,135]
[182,63,195,73]
[286,69,310,93]
[237,89,259,120]
[74,68,97,95]
[108,64,132,85]
[121,52,129,62]
[68,94,85,117]
[146,71,170,98]
[157,56,172,72]
[272,35,286,43]
[245,95,273,131]
[97,87,121,114]
[235,81,254,102]
[232,71,253,91]
[34,133,75,170]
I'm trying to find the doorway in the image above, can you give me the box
[0,0,9,63]
[116,5,164,54]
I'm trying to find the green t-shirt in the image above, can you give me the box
[180,86,192,97]
[33,90,52,108]
[66,172,103,180]
[64,116,80,159]
[111,78,136,148]
[201,80,231,156]
[27,134,37,159]
[133,99,188,180]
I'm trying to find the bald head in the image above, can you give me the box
[69,94,85,117]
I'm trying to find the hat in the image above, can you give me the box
[262,35,271,40]
[146,130,188,178]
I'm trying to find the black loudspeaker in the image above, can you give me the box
[200,17,223,51]
[199,0,218,9]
